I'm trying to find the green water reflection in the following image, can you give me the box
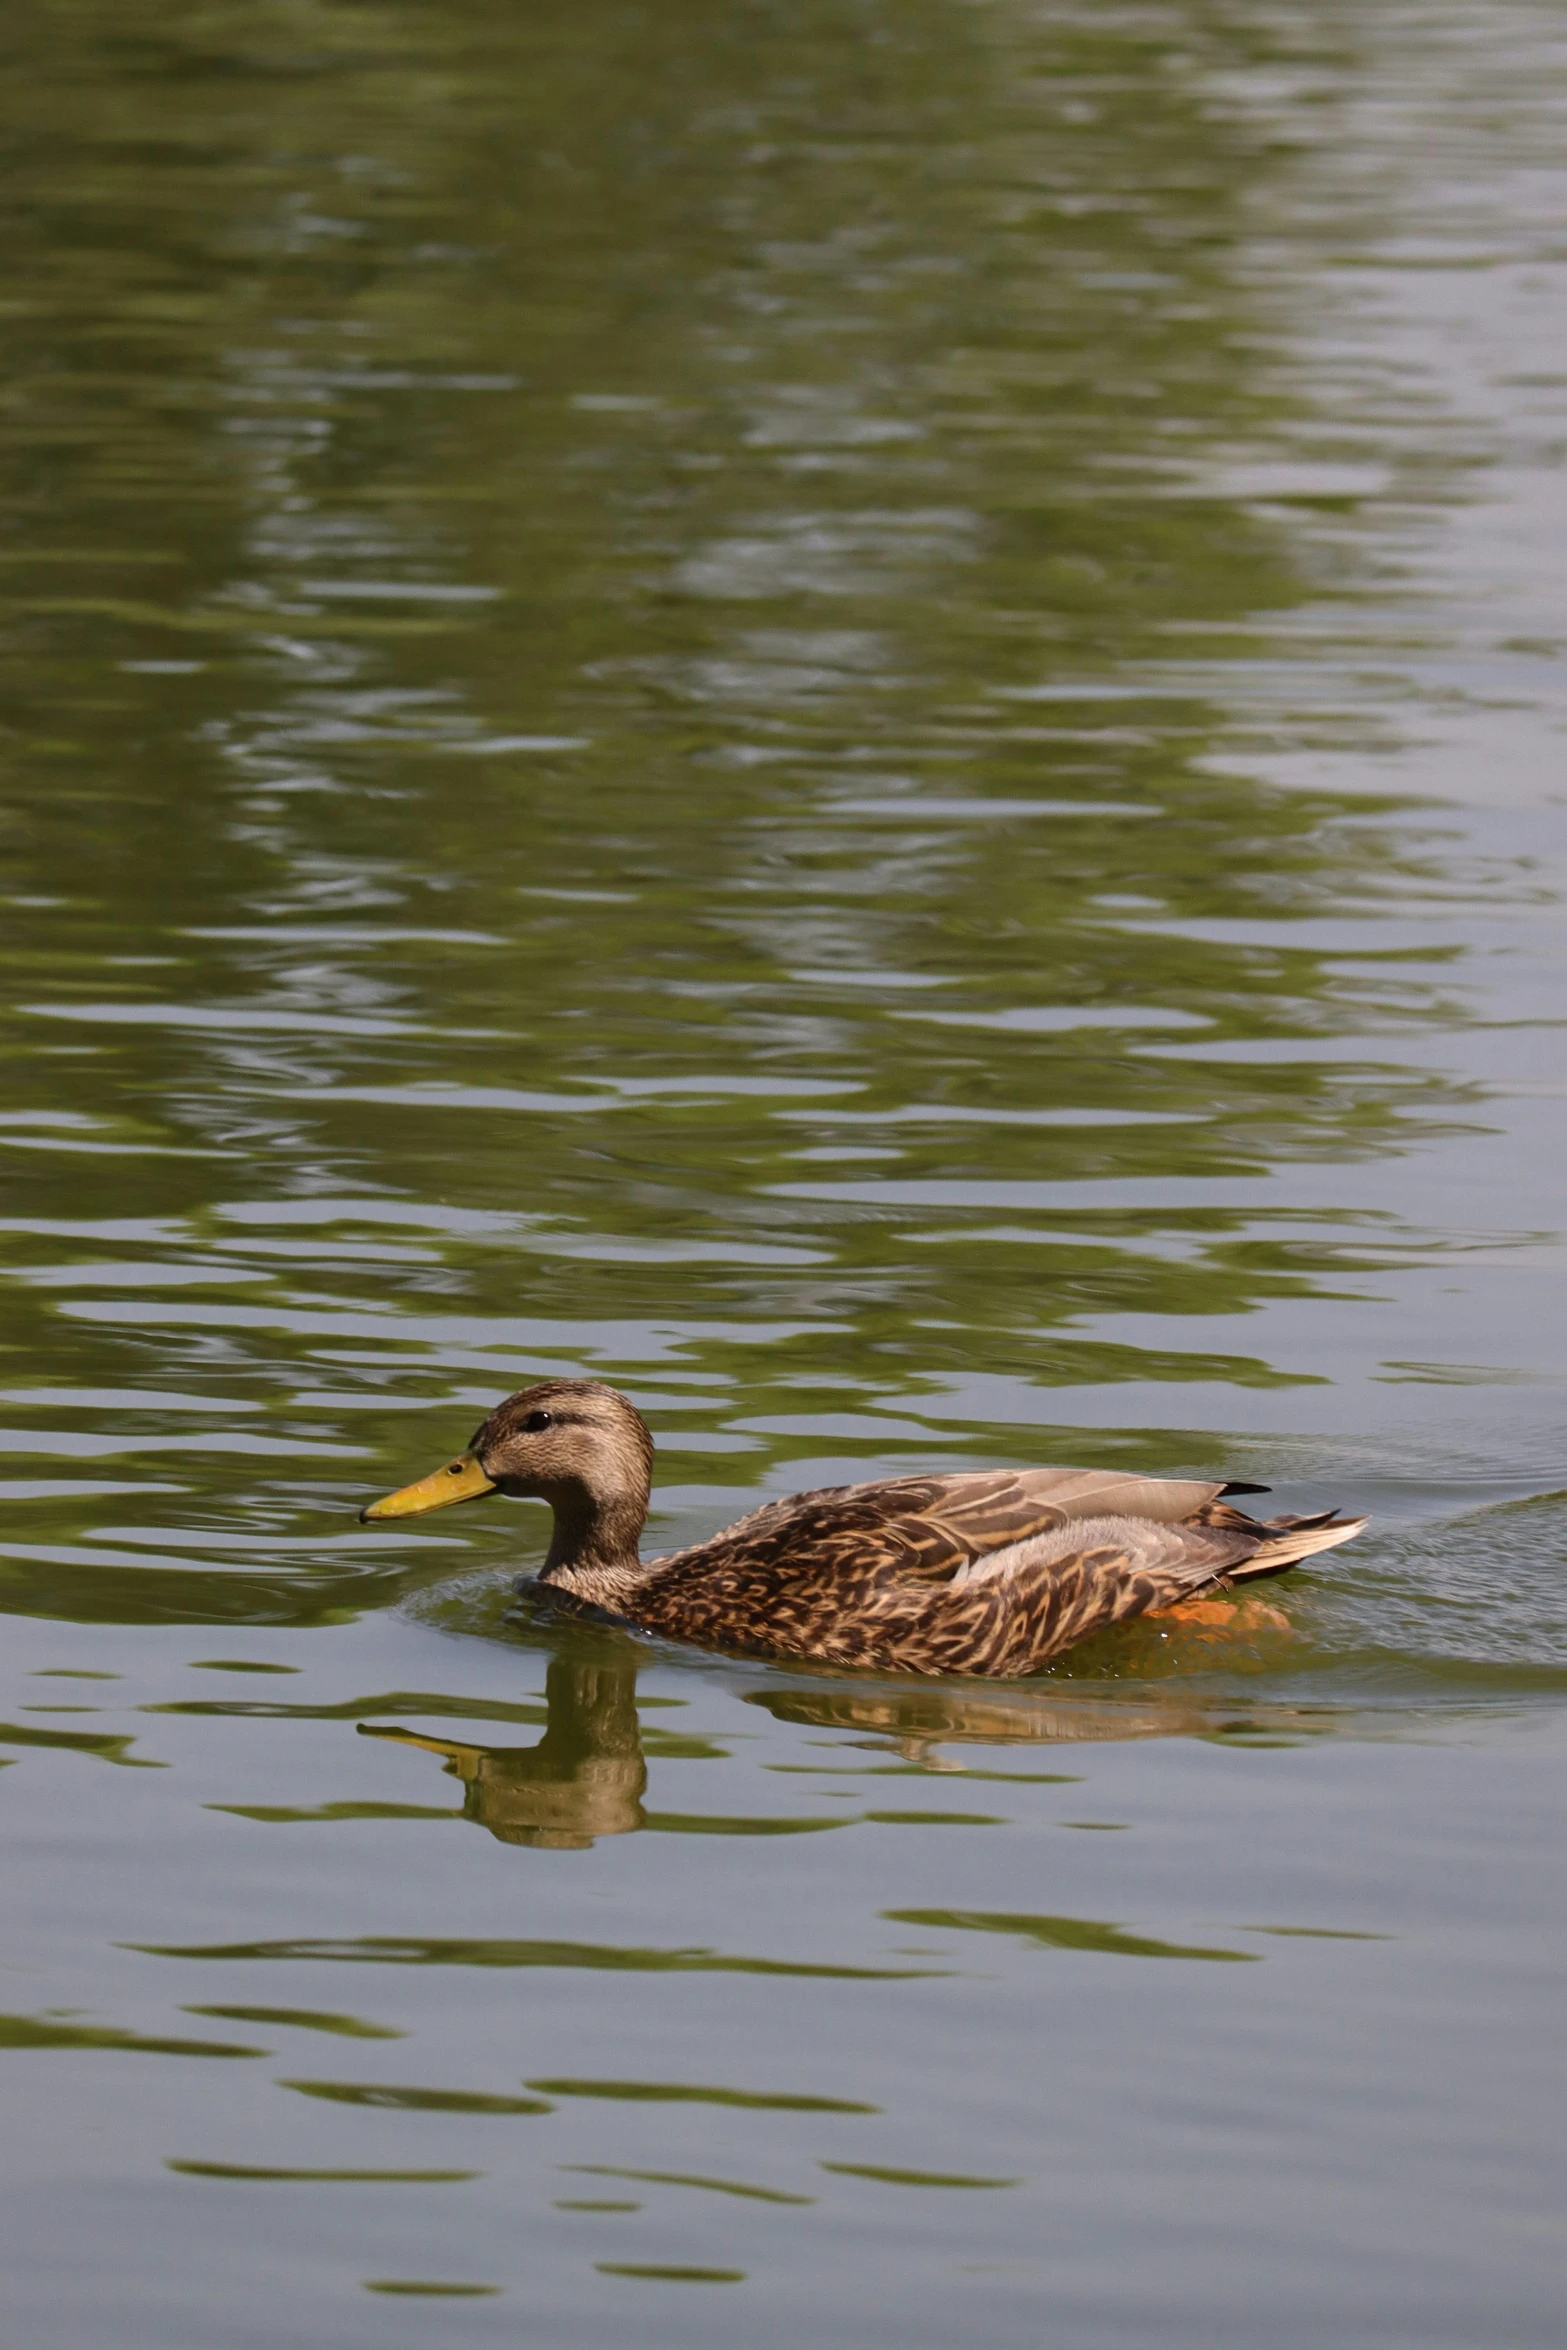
[0,0,1515,1666]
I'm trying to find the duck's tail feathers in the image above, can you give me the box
[1228,1512,1369,1581]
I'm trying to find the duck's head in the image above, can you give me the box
[360,1379,654,1568]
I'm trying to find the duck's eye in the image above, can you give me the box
[521,1409,553,1434]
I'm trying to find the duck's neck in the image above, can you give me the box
[539,1485,647,1600]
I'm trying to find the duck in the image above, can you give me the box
[360,1378,1366,1678]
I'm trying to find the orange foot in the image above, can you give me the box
[1156,1595,1293,1633]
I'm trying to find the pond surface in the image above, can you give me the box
[1,1,1565,2341]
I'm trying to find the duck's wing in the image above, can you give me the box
[656,1466,1235,1589]
[920,1507,1366,1672]
[956,1508,1364,1598]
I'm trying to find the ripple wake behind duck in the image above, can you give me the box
[361,1380,1365,1679]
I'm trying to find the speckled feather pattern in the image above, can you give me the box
[542,1464,1364,1679]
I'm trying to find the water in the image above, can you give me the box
[1,0,1565,2339]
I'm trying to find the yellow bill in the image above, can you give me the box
[360,1452,497,1523]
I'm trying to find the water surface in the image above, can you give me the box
[2,2,1565,2342]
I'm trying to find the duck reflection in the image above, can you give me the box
[743,1681,1216,1761]
[358,1651,646,1849]
[359,1630,1321,1846]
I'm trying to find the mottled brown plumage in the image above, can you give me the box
[361,1379,1366,1679]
